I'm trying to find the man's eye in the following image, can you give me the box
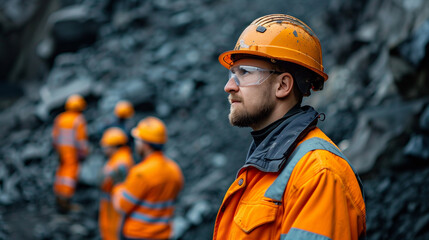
[238,68,249,75]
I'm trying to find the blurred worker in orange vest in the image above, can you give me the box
[213,14,366,240]
[112,116,184,240]
[52,94,89,213]
[100,100,135,142]
[99,127,134,240]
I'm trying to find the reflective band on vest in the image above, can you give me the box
[54,115,86,148]
[129,212,172,224]
[55,129,76,146]
[100,192,111,201]
[122,191,175,209]
[55,176,76,187]
[281,228,332,240]
[264,137,365,201]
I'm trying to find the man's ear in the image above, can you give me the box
[275,72,294,98]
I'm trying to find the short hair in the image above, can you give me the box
[148,142,164,151]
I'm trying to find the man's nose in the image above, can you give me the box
[224,76,239,93]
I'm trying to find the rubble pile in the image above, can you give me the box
[0,0,428,239]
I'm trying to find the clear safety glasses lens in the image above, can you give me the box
[228,65,276,87]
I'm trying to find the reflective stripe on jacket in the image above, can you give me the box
[213,107,366,240]
[99,146,134,240]
[112,151,184,240]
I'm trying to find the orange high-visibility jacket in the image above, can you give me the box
[112,151,184,240]
[52,110,89,198]
[99,146,134,240]
[213,107,366,240]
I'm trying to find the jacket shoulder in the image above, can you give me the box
[288,127,365,211]
[291,127,354,183]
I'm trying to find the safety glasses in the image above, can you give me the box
[228,65,279,87]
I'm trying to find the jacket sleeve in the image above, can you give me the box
[281,169,364,240]
[112,169,147,215]
[75,116,89,157]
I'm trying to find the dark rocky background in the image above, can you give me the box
[1,0,429,239]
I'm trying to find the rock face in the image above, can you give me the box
[0,0,429,239]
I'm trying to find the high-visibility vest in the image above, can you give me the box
[52,111,88,158]
[213,128,366,240]
[112,151,184,240]
[99,146,134,240]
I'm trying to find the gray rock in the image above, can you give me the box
[355,22,378,42]
[167,79,196,107]
[69,223,88,237]
[98,78,155,114]
[45,4,101,58]
[0,0,40,29]
[154,43,176,62]
[0,173,20,205]
[420,105,429,130]
[112,1,151,30]
[398,20,429,67]
[376,177,391,194]
[186,200,211,225]
[171,215,191,240]
[21,145,47,164]
[36,77,93,120]
[79,153,105,187]
[156,102,173,117]
[210,153,227,168]
[404,134,429,160]
[344,99,427,173]
[0,110,17,139]
[414,214,429,236]
[170,11,194,28]
[187,170,225,195]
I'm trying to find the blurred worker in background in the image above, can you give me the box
[52,94,89,213]
[112,116,184,240]
[213,14,366,240]
[101,100,135,143]
[99,127,134,240]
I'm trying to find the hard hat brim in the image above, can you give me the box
[218,49,329,81]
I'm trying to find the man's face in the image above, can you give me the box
[134,139,145,157]
[224,58,277,129]
[102,146,115,157]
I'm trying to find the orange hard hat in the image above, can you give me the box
[219,14,328,81]
[114,100,135,119]
[132,116,167,144]
[65,94,86,111]
[100,127,128,147]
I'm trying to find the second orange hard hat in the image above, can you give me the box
[100,127,128,147]
[65,94,86,111]
[114,100,135,119]
[132,117,167,145]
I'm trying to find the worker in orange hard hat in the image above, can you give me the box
[99,100,135,146]
[114,100,135,120]
[52,94,89,213]
[99,127,134,240]
[112,116,184,240]
[213,14,366,240]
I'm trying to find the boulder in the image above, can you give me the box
[343,99,428,173]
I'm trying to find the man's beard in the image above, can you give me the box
[228,100,274,128]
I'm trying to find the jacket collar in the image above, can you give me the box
[242,106,319,173]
